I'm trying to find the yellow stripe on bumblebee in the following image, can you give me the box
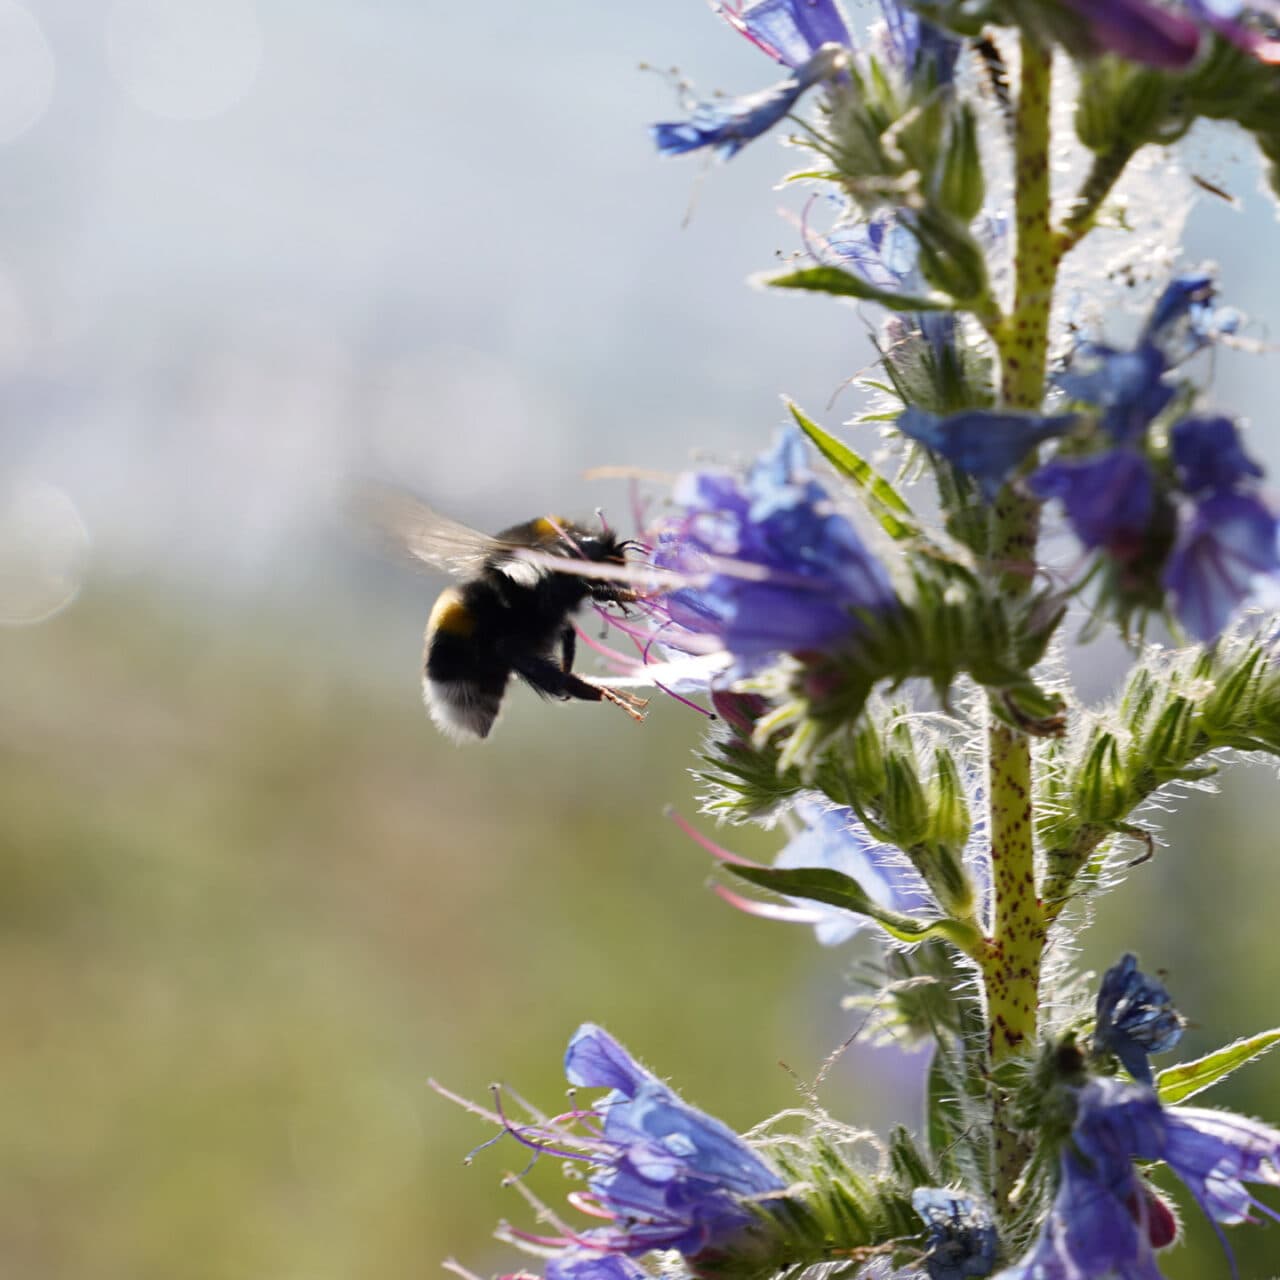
[427,587,476,637]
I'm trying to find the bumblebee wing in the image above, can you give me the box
[356,485,510,578]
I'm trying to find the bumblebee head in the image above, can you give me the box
[534,520,638,567]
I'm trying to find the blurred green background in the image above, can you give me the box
[3,1,1280,1277]
[5,581,1280,1278]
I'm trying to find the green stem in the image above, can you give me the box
[983,32,1057,1211]
[1057,141,1137,254]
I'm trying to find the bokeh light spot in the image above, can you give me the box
[0,2,55,144]
[0,481,90,625]
[106,0,262,122]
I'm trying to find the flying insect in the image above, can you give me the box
[362,488,649,741]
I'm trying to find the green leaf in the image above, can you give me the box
[926,1048,964,1173]
[787,402,918,541]
[725,863,982,954]
[1156,1029,1280,1105]
[759,266,956,313]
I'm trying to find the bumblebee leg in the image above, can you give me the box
[507,651,647,723]
[559,626,576,675]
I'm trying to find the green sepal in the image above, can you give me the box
[758,265,956,313]
[1155,1030,1280,1106]
[724,863,982,954]
[786,401,918,540]
[934,102,985,222]
[1072,731,1127,824]
[1041,625,1280,914]
[908,206,991,304]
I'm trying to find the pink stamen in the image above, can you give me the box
[665,808,758,866]
[430,1078,504,1127]
[543,515,586,558]
[712,882,827,924]
[637,620,715,719]
[566,1191,616,1220]
[717,1,786,61]
[658,680,715,717]
[575,622,643,673]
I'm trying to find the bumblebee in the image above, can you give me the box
[364,489,649,741]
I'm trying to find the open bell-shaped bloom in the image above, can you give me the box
[652,43,849,160]
[560,1024,787,1258]
[896,406,1079,500]
[1163,491,1280,642]
[717,0,855,67]
[997,1076,1280,1278]
[650,427,898,666]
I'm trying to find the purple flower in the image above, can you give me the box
[897,406,1079,500]
[717,0,855,68]
[911,1188,999,1280]
[1183,0,1280,63]
[1170,415,1264,496]
[560,1024,787,1257]
[1029,448,1155,555]
[651,427,898,664]
[1093,954,1184,1085]
[652,43,847,160]
[997,1078,1280,1278]
[1057,0,1280,68]
[1163,491,1280,642]
[1059,0,1203,69]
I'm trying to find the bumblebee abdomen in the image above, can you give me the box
[423,586,510,740]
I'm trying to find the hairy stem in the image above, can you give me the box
[1057,141,1137,254]
[984,32,1057,1212]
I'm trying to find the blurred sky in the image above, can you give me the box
[2,0,1278,616]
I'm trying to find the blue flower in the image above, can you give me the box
[997,1077,1280,1278]
[1054,344,1175,444]
[671,796,933,944]
[717,0,855,68]
[994,1146,1166,1279]
[546,1257,648,1280]
[1170,415,1264,497]
[1054,273,1236,444]
[651,427,898,664]
[896,406,1079,500]
[1142,272,1240,366]
[652,43,847,160]
[911,1188,999,1280]
[775,799,932,944]
[561,1024,787,1257]
[875,2,960,81]
[1163,491,1280,642]
[1029,448,1155,554]
[1093,954,1184,1085]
